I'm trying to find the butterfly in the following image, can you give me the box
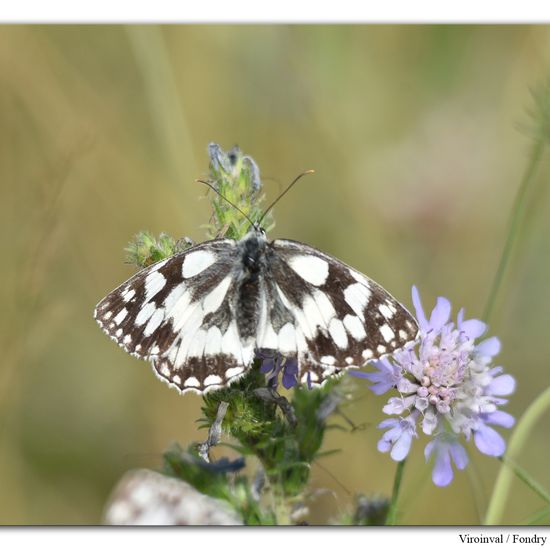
[94,223,419,394]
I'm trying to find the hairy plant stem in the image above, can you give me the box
[485,385,550,524]
[482,137,545,324]
[386,459,406,525]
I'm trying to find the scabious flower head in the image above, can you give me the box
[352,286,516,486]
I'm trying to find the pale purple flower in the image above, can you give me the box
[355,286,516,487]
[256,350,299,389]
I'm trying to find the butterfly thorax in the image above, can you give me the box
[238,228,268,276]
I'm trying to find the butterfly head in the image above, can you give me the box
[247,224,267,239]
[239,225,269,274]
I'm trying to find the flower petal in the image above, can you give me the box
[282,358,298,389]
[426,441,454,487]
[474,424,506,456]
[306,371,312,390]
[383,397,407,415]
[347,370,370,379]
[353,358,401,395]
[460,319,487,339]
[377,438,392,454]
[411,286,429,331]
[485,374,516,396]
[390,431,413,461]
[457,308,464,326]
[483,410,515,429]
[378,418,398,430]
[476,336,501,358]
[259,359,274,373]
[429,297,452,332]
[449,441,468,470]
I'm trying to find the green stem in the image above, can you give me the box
[485,385,550,524]
[386,459,406,525]
[523,505,550,526]
[482,138,545,323]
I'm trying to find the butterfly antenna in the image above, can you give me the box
[196,179,256,228]
[258,169,315,225]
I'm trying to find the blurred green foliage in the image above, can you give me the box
[0,24,549,525]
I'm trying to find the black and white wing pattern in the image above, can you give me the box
[95,229,419,394]
[256,239,419,386]
[95,239,253,394]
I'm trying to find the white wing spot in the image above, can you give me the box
[150,346,160,355]
[182,250,216,278]
[312,290,336,324]
[258,322,278,349]
[172,374,181,385]
[377,344,387,354]
[278,322,297,354]
[136,302,156,326]
[163,284,187,314]
[168,292,193,332]
[380,324,395,343]
[121,287,136,303]
[349,268,372,285]
[328,318,348,349]
[320,355,335,365]
[288,255,329,286]
[362,349,373,360]
[344,283,371,320]
[115,328,123,337]
[378,304,394,319]
[321,364,337,375]
[204,374,222,386]
[103,311,113,320]
[151,258,169,271]
[226,366,245,379]
[343,314,367,340]
[399,329,408,340]
[184,376,200,388]
[144,308,164,337]
[345,357,354,365]
[160,363,170,377]
[203,276,232,314]
[221,321,242,362]
[205,326,223,355]
[114,308,128,325]
[145,271,166,302]
[241,345,255,366]
[187,329,207,358]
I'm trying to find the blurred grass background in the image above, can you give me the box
[0,24,549,525]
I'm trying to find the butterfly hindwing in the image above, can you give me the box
[266,239,418,385]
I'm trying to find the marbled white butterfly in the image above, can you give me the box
[94,221,419,394]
